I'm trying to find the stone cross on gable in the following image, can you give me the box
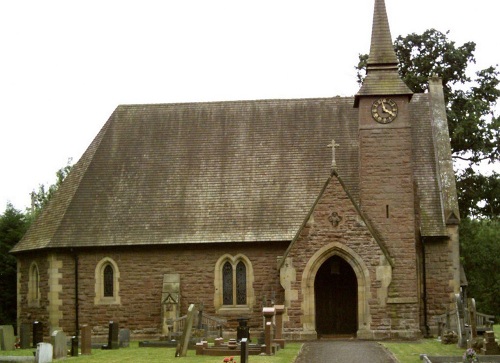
[327,139,340,170]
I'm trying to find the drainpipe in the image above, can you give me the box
[421,237,430,337]
[74,251,79,337]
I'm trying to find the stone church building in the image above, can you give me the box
[12,0,460,341]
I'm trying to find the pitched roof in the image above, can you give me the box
[13,98,360,251]
[11,92,454,253]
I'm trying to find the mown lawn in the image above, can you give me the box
[2,326,498,362]
[0,341,303,363]
[382,325,500,363]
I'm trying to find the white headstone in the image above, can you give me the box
[51,330,67,359]
[35,342,53,363]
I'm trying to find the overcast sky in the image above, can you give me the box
[1,0,499,213]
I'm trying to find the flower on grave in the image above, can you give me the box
[223,357,236,363]
[463,348,478,363]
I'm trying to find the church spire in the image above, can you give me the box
[354,0,412,107]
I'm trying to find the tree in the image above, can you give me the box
[27,159,73,222]
[356,29,500,219]
[0,204,28,324]
[460,218,500,316]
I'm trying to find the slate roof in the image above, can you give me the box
[11,92,453,253]
[11,0,456,253]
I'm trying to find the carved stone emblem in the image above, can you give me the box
[328,211,342,227]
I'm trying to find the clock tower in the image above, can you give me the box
[355,0,420,334]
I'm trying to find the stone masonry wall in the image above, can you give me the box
[425,237,457,333]
[358,95,420,336]
[18,242,287,340]
[17,252,50,338]
[282,175,393,339]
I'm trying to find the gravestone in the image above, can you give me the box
[119,328,130,348]
[0,325,15,351]
[102,321,119,349]
[237,318,250,342]
[20,323,31,349]
[240,337,249,363]
[161,274,180,337]
[33,321,44,348]
[50,330,67,359]
[80,324,91,355]
[468,298,478,339]
[482,331,500,355]
[273,305,285,348]
[175,304,197,357]
[35,342,53,363]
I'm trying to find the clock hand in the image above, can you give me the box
[382,102,395,117]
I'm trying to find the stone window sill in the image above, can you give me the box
[217,306,252,316]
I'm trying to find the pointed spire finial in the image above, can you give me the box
[354,0,412,107]
[367,0,398,66]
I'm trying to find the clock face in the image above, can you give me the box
[371,98,398,124]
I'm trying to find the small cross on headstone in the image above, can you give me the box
[327,139,340,170]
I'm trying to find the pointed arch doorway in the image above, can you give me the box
[314,255,358,337]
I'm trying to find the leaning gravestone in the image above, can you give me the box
[0,325,16,351]
[51,330,67,359]
[175,304,197,357]
[35,342,53,363]
[119,328,130,348]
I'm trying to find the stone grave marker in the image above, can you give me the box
[50,330,67,359]
[0,325,15,351]
[468,298,478,339]
[80,324,91,355]
[20,323,31,349]
[102,321,119,349]
[237,318,250,342]
[161,273,180,337]
[33,321,44,348]
[273,305,285,348]
[119,328,130,348]
[482,331,500,355]
[35,342,53,363]
[175,303,197,357]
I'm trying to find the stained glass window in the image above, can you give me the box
[104,265,114,297]
[236,261,246,305]
[222,262,233,305]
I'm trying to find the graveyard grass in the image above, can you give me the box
[381,325,500,363]
[0,342,303,363]
[2,326,500,362]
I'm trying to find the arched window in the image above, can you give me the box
[28,262,40,307]
[236,261,246,305]
[222,261,233,305]
[94,258,121,305]
[214,254,255,314]
[103,265,114,297]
